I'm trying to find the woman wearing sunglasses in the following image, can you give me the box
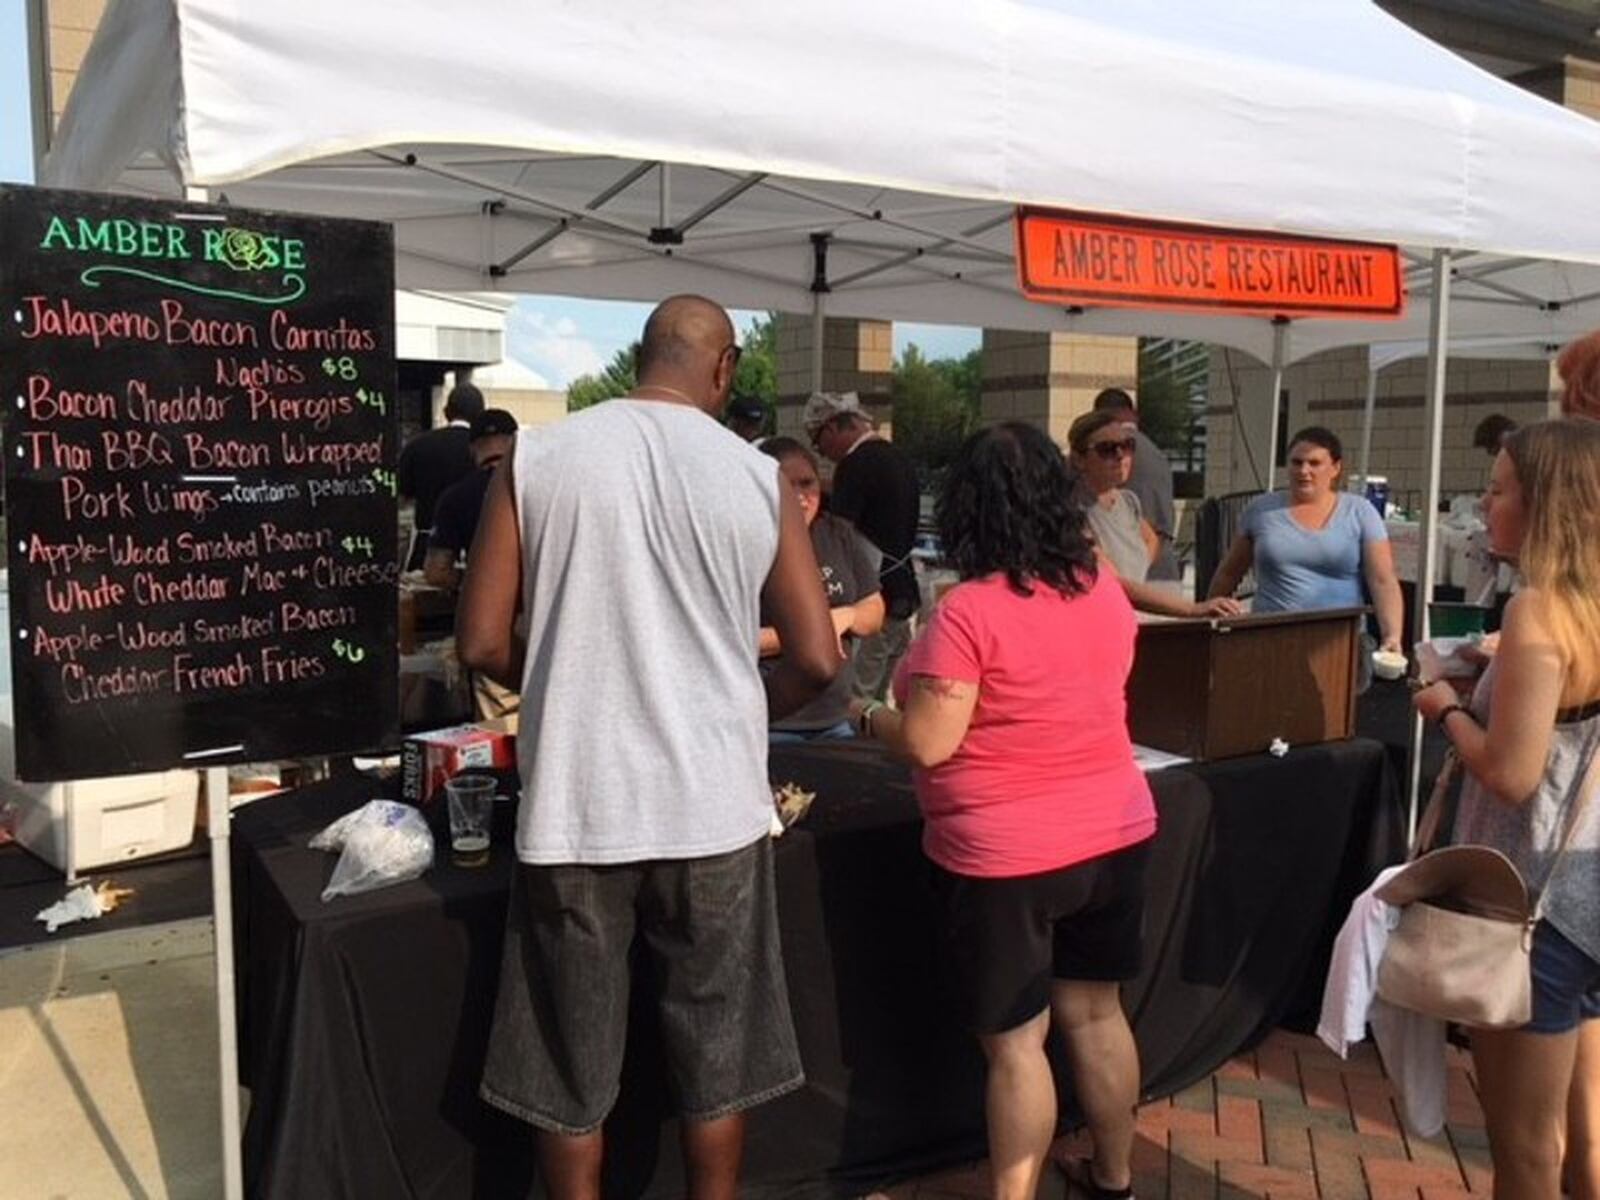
[1067,410,1240,619]
[1207,426,1403,654]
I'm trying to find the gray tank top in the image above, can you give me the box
[1455,656,1600,964]
[1075,484,1149,584]
[508,400,781,864]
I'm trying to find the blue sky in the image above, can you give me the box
[504,298,979,390]
[0,7,977,388]
[2,2,30,185]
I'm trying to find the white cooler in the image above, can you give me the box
[0,697,200,877]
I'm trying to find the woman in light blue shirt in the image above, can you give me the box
[1207,426,1403,652]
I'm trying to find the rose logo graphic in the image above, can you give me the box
[217,228,274,272]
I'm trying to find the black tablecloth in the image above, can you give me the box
[232,738,1402,1199]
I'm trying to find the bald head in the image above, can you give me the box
[635,295,739,414]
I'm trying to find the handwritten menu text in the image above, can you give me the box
[1,187,398,779]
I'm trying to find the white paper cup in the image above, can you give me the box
[1371,649,1408,681]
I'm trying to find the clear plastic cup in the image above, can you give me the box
[445,773,495,867]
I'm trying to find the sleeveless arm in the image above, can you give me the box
[1419,590,1563,805]
[455,457,525,689]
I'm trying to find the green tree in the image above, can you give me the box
[566,342,638,411]
[931,347,982,410]
[1131,370,1191,452]
[891,344,980,479]
[730,312,779,433]
[563,312,780,422]
[1135,340,1206,454]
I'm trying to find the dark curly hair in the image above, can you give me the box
[936,422,1098,597]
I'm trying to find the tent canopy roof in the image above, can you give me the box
[42,0,1600,363]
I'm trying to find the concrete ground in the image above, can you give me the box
[0,919,222,1200]
[0,922,1489,1200]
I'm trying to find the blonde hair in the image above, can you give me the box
[1503,419,1600,700]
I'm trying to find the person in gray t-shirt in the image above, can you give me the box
[457,295,838,1197]
[758,437,884,738]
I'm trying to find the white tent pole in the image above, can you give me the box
[205,764,244,1200]
[1406,248,1453,843]
[1356,362,1379,491]
[1265,320,1289,491]
[182,182,244,1200]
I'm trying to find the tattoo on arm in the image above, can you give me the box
[913,676,973,701]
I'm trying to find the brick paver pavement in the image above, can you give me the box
[866,1028,1487,1199]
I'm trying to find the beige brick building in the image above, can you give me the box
[772,315,893,438]
[1199,3,1600,503]
[977,332,1138,446]
[35,0,103,129]
[1204,347,1558,502]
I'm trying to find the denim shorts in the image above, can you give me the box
[479,837,803,1134]
[768,719,855,744]
[1525,919,1600,1035]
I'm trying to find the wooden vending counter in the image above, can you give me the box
[1127,606,1365,761]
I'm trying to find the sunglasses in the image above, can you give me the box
[1089,438,1138,461]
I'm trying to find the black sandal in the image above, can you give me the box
[1055,1156,1134,1200]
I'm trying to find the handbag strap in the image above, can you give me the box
[1411,727,1599,901]
[1410,749,1460,859]
[1530,733,1600,922]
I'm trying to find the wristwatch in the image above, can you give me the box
[857,700,884,737]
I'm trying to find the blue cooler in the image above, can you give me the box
[1363,476,1390,516]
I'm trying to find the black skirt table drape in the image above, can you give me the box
[232,737,1402,1199]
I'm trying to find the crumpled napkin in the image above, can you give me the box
[35,881,133,933]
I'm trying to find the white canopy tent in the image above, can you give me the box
[1354,335,1563,490]
[42,0,1600,363]
[38,2,1600,1194]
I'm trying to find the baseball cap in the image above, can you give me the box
[727,393,766,423]
[801,390,867,433]
[469,409,518,441]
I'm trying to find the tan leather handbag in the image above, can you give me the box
[1374,748,1596,1030]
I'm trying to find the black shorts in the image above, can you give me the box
[933,837,1152,1035]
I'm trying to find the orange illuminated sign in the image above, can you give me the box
[1015,207,1404,319]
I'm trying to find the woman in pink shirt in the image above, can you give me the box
[855,422,1155,1200]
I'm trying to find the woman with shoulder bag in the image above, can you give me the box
[1411,419,1600,1199]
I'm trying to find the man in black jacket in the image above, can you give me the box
[398,381,483,568]
[804,391,920,701]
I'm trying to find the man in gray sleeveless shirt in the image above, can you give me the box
[458,296,838,1198]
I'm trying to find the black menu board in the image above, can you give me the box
[0,186,398,780]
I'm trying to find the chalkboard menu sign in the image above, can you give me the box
[0,186,398,780]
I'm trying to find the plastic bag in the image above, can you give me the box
[311,799,434,900]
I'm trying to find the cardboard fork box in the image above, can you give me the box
[400,718,516,806]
